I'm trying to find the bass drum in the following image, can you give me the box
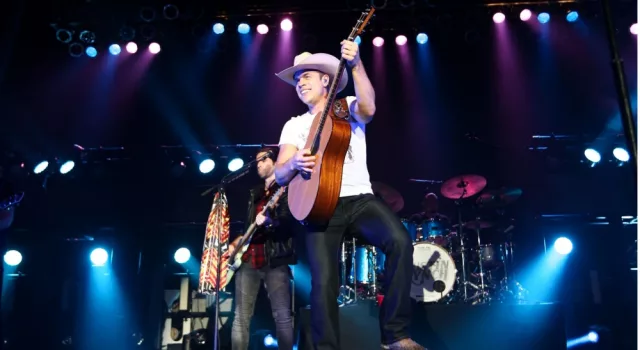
[410,242,457,303]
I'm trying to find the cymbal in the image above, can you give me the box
[372,181,404,213]
[476,188,523,207]
[453,220,494,230]
[440,175,487,199]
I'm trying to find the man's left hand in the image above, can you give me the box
[341,40,360,67]
[256,213,272,226]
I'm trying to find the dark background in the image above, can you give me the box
[0,0,637,348]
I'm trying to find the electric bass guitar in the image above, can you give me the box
[287,8,375,223]
[225,186,287,285]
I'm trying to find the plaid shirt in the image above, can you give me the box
[242,190,270,269]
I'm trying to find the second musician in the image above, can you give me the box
[229,147,296,350]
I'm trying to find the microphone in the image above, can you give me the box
[433,280,446,293]
[257,150,274,161]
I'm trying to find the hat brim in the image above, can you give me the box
[275,63,348,93]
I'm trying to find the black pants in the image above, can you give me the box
[304,194,413,349]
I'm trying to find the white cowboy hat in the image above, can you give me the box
[275,52,348,93]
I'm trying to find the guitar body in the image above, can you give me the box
[288,99,352,223]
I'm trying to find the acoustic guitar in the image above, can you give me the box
[224,186,287,287]
[287,8,375,223]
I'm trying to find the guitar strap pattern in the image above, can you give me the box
[198,191,231,294]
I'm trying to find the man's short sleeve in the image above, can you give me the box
[278,118,300,149]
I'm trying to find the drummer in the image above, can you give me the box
[409,192,442,221]
[409,193,450,244]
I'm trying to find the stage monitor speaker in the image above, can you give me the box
[298,301,566,350]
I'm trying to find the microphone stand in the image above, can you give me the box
[201,155,265,350]
[600,0,637,174]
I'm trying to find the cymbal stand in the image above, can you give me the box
[454,192,469,301]
[338,239,355,305]
[368,246,377,297]
[472,220,489,303]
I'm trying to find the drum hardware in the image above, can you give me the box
[338,238,357,305]
[440,174,488,303]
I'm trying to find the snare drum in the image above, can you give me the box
[419,215,451,246]
[410,242,457,303]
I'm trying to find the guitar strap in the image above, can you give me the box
[198,191,231,294]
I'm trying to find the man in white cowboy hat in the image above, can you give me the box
[274,41,424,350]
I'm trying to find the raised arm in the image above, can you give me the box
[341,40,376,124]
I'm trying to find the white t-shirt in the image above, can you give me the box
[278,96,373,197]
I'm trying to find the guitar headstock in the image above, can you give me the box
[352,8,376,38]
[266,186,287,209]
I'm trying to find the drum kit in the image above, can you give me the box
[337,175,529,306]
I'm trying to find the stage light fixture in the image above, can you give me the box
[56,29,73,43]
[238,23,250,34]
[630,23,638,35]
[60,160,75,174]
[119,25,136,41]
[416,33,428,44]
[109,44,121,55]
[280,19,293,31]
[520,9,532,21]
[85,46,97,57]
[90,248,109,266]
[613,147,629,162]
[566,11,578,22]
[537,12,550,24]
[373,37,384,47]
[4,250,22,267]
[174,248,191,264]
[199,159,215,174]
[69,43,84,58]
[395,35,407,46]
[583,148,601,164]
[354,36,361,45]
[78,30,96,44]
[126,42,138,53]
[140,7,156,22]
[553,237,573,255]
[149,42,161,54]
[213,23,225,34]
[257,24,269,34]
[492,12,505,23]
[228,158,244,172]
[163,4,179,20]
[34,161,48,174]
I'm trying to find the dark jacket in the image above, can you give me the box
[242,182,297,268]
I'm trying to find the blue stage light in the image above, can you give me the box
[34,161,49,174]
[584,148,601,163]
[90,248,109,266]
[416,33,428,44]
[60,160,75,174]
[213,23,225,34]
[566,11,578,22]
[238,23,250,34]
[109,44,121,55]
[174,248,191,264]
[85,46,97,57]
[199,159,215,174]
[4,250,22,266]
[538,12,550,24]
[553,237,573,255]
[228,158,244,172]
[354,36,361,45]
